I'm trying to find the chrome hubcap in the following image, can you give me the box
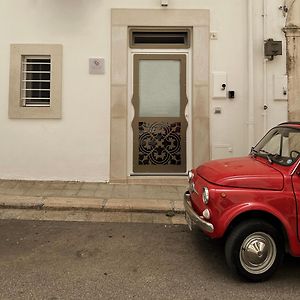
[240,232,276,274]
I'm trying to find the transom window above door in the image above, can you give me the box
[129,27,191,49]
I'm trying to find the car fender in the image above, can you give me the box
[218,203,295,243]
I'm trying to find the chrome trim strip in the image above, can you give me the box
[183,191,214,233]
[291,159,300,176]
[188,170,194,183]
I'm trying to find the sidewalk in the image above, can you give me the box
[0,180,187,216]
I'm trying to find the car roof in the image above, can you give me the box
[278,122,300,129]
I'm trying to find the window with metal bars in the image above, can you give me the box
[21,56,51,107]
[9,44,62,119]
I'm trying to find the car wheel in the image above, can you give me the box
[225,219,284,282]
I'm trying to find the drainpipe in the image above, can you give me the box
[248,0,255,149]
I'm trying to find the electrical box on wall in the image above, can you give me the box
[273,75,288,100]
[264,39,282,58]
[212,72,227,98]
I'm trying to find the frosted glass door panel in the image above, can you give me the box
[139,60,180,117]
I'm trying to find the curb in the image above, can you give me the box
[0,195,185,215]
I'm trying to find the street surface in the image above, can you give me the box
[0,219,300,299]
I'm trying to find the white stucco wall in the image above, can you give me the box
[252,0,288,142]
[0,0,288,181]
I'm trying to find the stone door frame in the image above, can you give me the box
[111,9,210,183]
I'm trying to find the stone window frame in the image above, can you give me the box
[111,9,210,183]
[9,44,62,119]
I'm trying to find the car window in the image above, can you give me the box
[254,127,300,166]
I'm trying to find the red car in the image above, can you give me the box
[184,122,300,281]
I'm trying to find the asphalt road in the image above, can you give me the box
[0,219,300,300]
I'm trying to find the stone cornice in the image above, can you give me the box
[283,26,300,37]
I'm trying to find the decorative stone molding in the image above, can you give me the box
[284,0,300,121]
[285,0,300,28]
[110,9,210,183]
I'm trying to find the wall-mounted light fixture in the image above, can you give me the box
[161,0,168,7]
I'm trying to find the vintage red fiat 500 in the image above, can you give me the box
[184,122,300,281]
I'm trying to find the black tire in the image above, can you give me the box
[225,219,284,282]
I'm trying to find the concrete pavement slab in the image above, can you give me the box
[0,179,186,220]
[171,214,187,225]
[104,212,132,223]
[43,197,104,210]
[0,209,186,225]
[76,189,96,198]
[131,212,154,223]
[105,198,131,211]
[47,182,67,190]
[127,199,173,212]
[0,180,18,189]
[94,189,113,198]
[152,213,173,224]
[174,200,185,212]
[0,195,43,208]
[111,185,129,198]
[58,189,80,197]
[23,189,45,197]
[81,182,101,190]
[64,182,83,190]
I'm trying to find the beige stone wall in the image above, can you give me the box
[285,0,300,120]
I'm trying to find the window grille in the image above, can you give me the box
[21,56,51,107]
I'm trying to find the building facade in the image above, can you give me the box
[0,0,295,183]
[285,0,300,120]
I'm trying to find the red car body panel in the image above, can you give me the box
[196,157,284,190]
[190,151,300,257]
